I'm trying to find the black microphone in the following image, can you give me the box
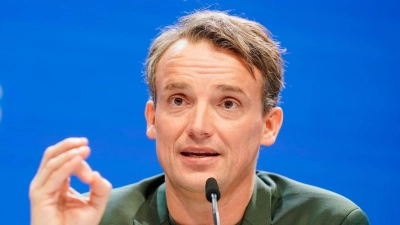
[205,178,221,225]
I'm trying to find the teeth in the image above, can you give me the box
[181,152,219,157]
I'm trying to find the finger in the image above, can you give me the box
[30,155,83,201]
[32,146,90,188]
[38,137,89,172]
[65,187,89,204]
[57,178,86,207]
[61,177,71,194]
[88,171,112,211]
[73,160,95,184]
[57,187,90,211]
[42,155,93,194]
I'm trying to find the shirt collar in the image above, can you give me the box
[134,174,274,225]
[240,175,274,225]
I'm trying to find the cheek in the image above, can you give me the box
[225,116,263,142]
[226,119,263,159]
[155,113,187,149]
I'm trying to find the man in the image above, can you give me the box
[29,10,369,225]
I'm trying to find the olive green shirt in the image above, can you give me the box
[99,171,369,225]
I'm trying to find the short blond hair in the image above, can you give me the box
[145,10,285,114]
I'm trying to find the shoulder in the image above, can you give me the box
[99,174,166,225]
[256,171,369,225]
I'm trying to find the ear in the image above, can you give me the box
[260,107,283,146]
[145,100,156,140]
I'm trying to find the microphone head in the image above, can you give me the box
[205,177,221,202]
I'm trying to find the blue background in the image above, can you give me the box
[0,0,399,224]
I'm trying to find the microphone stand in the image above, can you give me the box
[211,193,220,225]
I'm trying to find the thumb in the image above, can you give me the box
[89,171,112,211]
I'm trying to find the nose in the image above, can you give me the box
[186,101,214,139]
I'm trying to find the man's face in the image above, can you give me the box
[145,39,282,195]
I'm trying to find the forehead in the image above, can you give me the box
[155,39,263,86]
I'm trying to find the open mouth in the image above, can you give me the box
[181,152,220,158]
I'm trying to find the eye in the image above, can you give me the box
[221,100,238,110]
[170,97,185,106]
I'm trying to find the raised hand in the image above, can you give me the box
[29,138,112,225]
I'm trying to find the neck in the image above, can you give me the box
[166,175,255,225]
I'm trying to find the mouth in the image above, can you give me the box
[180,151,220,158]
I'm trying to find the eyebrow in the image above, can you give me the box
[214,84,245,95]
[163,82,191,93]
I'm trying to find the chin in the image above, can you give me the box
[170,171,218,193]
